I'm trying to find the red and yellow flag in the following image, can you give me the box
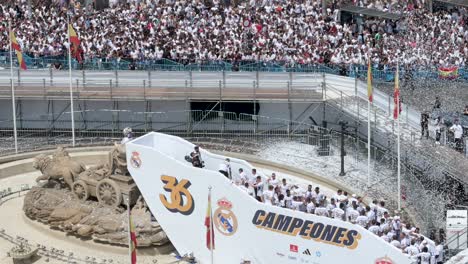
[68,24,82,63]
[9,31,27,70]
[129,210,137,264]
[205,191,215,250]
[393,64,402,119]
[367,58,373,103]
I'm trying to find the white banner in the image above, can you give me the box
[127,132,411,264]
[447,210,468,250]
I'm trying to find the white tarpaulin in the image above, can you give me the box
[127,132,412,264]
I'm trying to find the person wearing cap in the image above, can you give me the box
[218,158,232,179]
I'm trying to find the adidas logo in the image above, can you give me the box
[302,249,311,256]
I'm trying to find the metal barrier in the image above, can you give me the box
[1,52,467,82]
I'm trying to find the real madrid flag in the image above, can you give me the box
[129,208,137,264]
[205,189,215,250]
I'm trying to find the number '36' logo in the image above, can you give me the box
[159,175,195,215]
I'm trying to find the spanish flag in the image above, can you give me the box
[205,190,215,250]
[9,31,27,70]
[129,210,137,264]
[367,58,373,103]
[68,24,82,63]
[393,64,401,119]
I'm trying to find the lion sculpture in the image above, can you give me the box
[33,147,86,189]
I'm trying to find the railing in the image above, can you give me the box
[1,52,467,82]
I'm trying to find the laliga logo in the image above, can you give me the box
[130,151,142,168]
[375,256,394,264]
[214,198,238,236]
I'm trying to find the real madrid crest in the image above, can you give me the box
[130,151,142,168]
[214,198,238,236]
[375,256,394,264]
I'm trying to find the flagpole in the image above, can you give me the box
[209,186,214,264]
[127,197,132,264]
[367,99,371,187]
[8,20,18,154]
[397,64,401,211]
[67,13,76,147]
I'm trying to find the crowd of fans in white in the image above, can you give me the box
[0,0,466,68]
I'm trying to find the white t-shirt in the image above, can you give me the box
[416,252,431,264]
[291,201,303,211]
[263,190,274,205]
[283,195,293,208]
[451,124,463,139]
[347,209,359,222]
[306,202,315,213]
[390,240,401,249]
[368,225,380,235]
[239,171,248,183]
[314,207,329,217]
[405,245,420,256]
[356,215,368,227]
[280,183,290,195]
[331,207,345,220]
[254,181,264,197]
[268,178,279,188]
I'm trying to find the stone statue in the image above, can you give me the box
[108,142,128,176]
[33,148,86,189]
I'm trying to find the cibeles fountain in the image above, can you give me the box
[0,141,176,264]
[26,144,170,247]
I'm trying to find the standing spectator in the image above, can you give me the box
[464,105,468,116]
[433,97,441,110]
[450,119,463,152]
[421,112,429,139]
[433,117,443,145]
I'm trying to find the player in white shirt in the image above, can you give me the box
[368,221,381,235]
[416,247,431,264]
[312,186,325,204]
[356,211,369,228]
[306,198,315,213]
[376,201,388,220]
[280,178,290,195]
[390,235,401,249]
[347,205,360,223]
[333,190,344,203]
[252,176,264,202]
[450,119,464,150]
[283,189,293,208]
[327,198,337,212]
[238,168,248,184]
[262,185,274,206]
[267,173,279,188]
[303,184,313,200]
[404,241,420,257]
[331,203,345,220]
[314,201,329,217]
